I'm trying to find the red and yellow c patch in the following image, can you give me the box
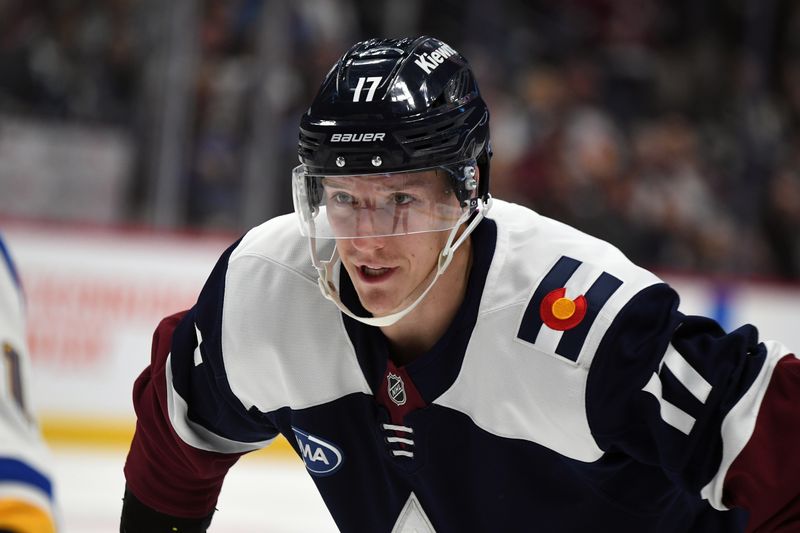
[539,287,587,331]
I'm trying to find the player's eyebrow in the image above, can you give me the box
[324,171,440,191]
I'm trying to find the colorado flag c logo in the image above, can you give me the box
[518,256,623,363]
[540,287,588,331]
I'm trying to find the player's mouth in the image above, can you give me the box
[357,264,396,283]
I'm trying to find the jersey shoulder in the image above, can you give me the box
[206,214,369,414]
[436,201,664,461]
[484,199,663,345]
[230,212,324,281]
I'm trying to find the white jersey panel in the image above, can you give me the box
[435,200,662,461]
[222,215,371,413]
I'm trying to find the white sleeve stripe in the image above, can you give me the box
[642,373,696,435]
[193,346,203,367]
[661,344,713,404]
[700,341,791,510]
[193,324,204,366]
[563,262,603,300]
[0,483,55,510]
[194,323,203,345]
[165,353,275,453]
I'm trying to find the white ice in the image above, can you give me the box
[52,445,339,533]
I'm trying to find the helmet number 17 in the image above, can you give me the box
[353,76,382,102]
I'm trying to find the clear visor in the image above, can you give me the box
[292,160,478,239]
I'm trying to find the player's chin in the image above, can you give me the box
[358,297,396,318]
[355,288,404,318]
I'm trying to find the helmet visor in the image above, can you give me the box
[292,160,478,239]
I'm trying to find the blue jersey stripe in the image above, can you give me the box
[0,236,21,289]
[517,256,582,345]
[555,272,623,361]
[0,457,53,498]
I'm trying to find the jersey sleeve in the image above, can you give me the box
[0,237,57,533]
[586,283,799,532]
[123,240,279,518]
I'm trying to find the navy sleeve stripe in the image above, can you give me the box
[517,256,582,344]
[556,272,623,361]
[517,256,623,363]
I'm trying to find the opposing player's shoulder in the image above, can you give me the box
[0,235,21,289]
[0,235,26,357]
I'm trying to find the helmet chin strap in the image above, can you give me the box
[308,196,493,328]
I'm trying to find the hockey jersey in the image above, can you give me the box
[0,236,58,533]
[124,200,799,532]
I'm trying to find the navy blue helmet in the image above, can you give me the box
[298,36,491,202]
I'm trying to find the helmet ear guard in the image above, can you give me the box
[444,159,479,205]
[477,141,492,200]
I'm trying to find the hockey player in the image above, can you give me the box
[0,237,58,533]
[120,36,799,532]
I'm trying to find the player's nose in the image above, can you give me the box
[349,204,388,240]
[349,234,387,252]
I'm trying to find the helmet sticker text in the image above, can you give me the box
[414,43,457,75]
[352,76,382,102]
[329,133,385,142]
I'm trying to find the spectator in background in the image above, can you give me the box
[1,0,800,283]
[762,137,800,279]
[626,115,738,274]
[0,236,58,533]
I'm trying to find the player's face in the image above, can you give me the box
[321,169,461,239]
[336,227,449,317]
[328,169,459,317]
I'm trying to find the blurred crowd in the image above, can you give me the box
[1,0,799,280]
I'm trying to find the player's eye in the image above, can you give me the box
[390,192,416,206]
[330,191,356,206]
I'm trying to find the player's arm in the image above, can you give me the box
[121,310,237,532]
[586,283,799,531]
[121,242,279,532]
[709,342,800,531]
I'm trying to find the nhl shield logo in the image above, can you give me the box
[387,373,407,406]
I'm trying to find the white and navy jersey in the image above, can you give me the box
[124,200,799,532]
[0,236,57,532]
